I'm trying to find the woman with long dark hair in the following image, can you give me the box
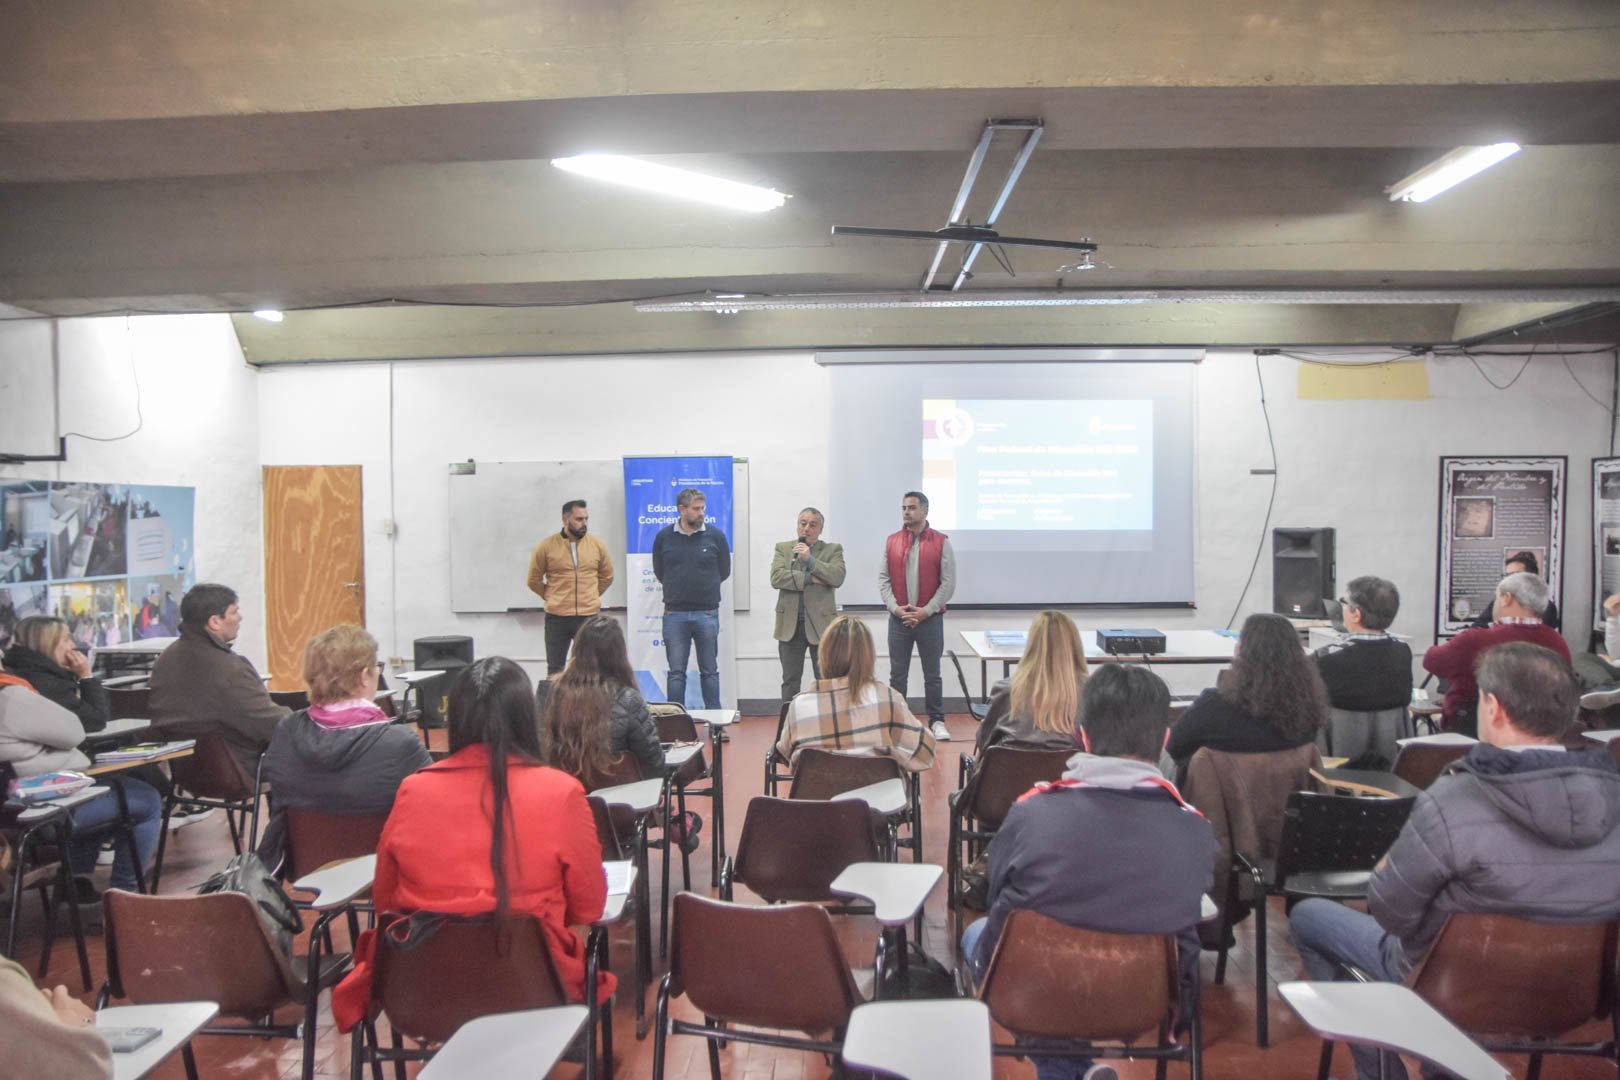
[333,656,611,1025]
[1168,612,1329,766]
[539,615,662,782]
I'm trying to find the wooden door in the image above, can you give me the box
[263,465,365,691]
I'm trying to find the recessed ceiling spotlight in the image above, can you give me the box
[551,155,788,212]
[1386,143,1521,203]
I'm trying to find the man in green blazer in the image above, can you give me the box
[770,507,846,705]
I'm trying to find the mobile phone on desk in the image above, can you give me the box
[101,1026,162,1053]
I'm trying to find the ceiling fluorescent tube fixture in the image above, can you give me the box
[551,154,788,212]
[1385,143,1520,203]
[251,309,284,322]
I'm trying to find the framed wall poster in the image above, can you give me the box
[1593,458,1620,633]
[1436,456,1566,639]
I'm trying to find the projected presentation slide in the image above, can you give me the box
[922,399,1154,531]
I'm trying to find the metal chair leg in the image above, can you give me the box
[652,974,672,1080]
[1317,1037,1335,1080]
[150,798,176,893]
[1254,891,1269,1048]
[705,1017,723,1080]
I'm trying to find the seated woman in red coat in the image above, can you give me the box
[334,656,611,1028]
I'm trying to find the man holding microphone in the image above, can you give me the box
[770,507,846,706]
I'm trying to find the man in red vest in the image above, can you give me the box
[878,491,956,742]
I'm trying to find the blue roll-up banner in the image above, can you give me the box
[624,456,736,707]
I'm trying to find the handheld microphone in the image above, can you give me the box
[796,532,809,563]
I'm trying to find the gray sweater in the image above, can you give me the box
[1369,742,1620,967]
[0,686,90,777]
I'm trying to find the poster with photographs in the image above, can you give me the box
[1593,458,1620,632]
[0,583,50,651]
[1437,456,1566,638]
[0,478,194,651]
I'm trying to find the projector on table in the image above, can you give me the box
[1097,629,1167,656]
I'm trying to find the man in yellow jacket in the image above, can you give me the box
[527,499,615,675]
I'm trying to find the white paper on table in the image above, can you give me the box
[1395,732,1478,748]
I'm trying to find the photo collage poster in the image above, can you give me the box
[0,481,195,652]
[1436,456,1566,638]
[1593,458,1620,632]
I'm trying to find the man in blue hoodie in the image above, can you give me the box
[1290,641,1620,1080]
[963,663,1215,1080]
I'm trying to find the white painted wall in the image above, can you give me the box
[0,314,269,666]
[257,345,1619,700]
[7,315,1611,700]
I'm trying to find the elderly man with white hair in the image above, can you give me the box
[1422,571,1570,736]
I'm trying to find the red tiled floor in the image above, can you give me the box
[14,713,1614,1078]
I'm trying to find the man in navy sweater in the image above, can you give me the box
[652,487,731,708]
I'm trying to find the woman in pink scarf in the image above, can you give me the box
[256,625,431,873]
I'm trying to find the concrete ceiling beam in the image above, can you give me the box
[228,300,1467,364]
[3,146,1615,313]
[5,82,1619,183]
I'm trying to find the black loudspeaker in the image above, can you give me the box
[414,635,474,671]
[1272,528,1335,618]
[412,636,474,728]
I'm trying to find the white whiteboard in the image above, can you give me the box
[448,459,750,614]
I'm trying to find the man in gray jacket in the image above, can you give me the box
[1290,641,1620,1080]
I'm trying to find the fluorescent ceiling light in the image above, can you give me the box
[551,154,787,212]
[252,309,284,322]
[1386,143,1521,203]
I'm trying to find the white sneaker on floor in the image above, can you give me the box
[96,842,115,866]
[1082,1066,1118,1080]
[166,807,215,830]
[930,720,953,741]
[1581,686,1620,711]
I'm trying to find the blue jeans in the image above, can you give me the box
[69,777,162,891]
[888,612,945,725]
[1289,898,1415,1080]
[663,609,720,709]
[961,919,1095,1080]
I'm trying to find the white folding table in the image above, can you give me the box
[98,1000,219,1080]
[831,862,943,997]
[842,998,992,1080]
[1278,981,1511,1080]
[419,1006,589,1080]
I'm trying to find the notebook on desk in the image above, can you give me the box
[93,739,196,765]
[984,631,1027,647]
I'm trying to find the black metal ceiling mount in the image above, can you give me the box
[829,118,1099,291]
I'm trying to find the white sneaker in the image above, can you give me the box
[930,720,953,741]
[96,842,115,866]
[1581,686,1620,711]
[166,807,215,831]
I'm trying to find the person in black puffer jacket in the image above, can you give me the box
[540,615,701,852]
[537,616,663,781]
[3,616,109,734]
